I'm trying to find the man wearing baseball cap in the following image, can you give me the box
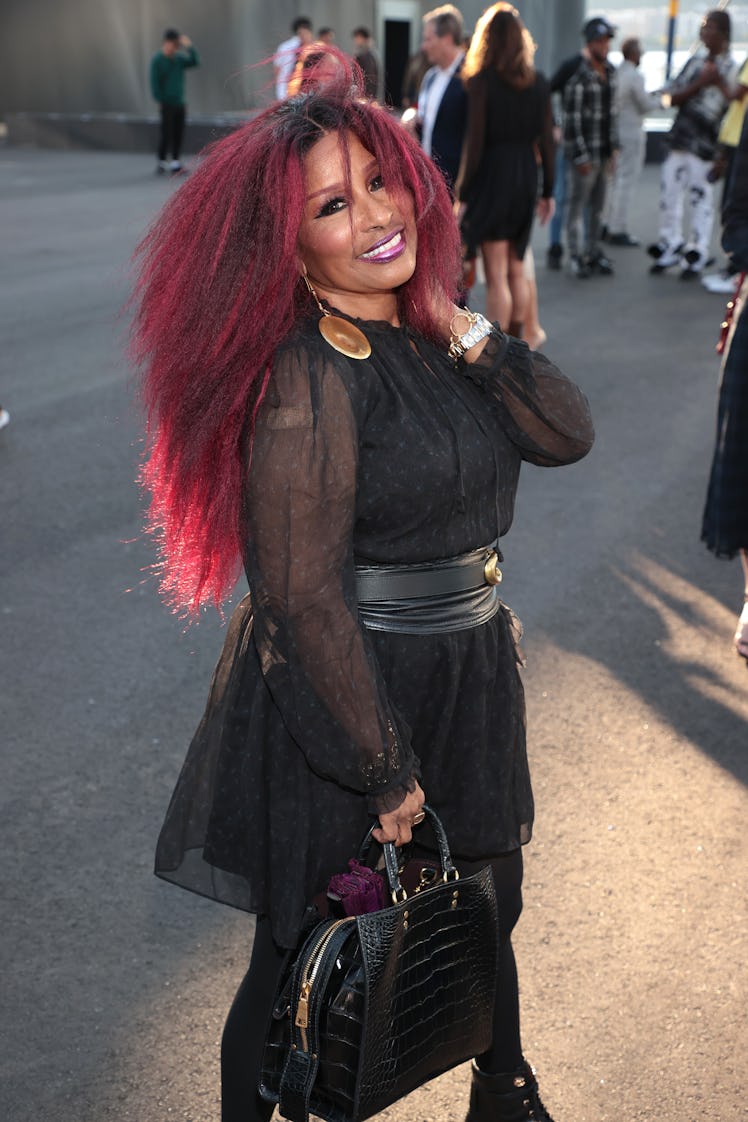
[584,17,616,45]
[562,16,619,277]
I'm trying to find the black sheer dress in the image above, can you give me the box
[701,117,748,558]
[456,70,554,258]
[155,317,593,949]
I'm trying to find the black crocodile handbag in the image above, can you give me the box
[259,806,499,1122]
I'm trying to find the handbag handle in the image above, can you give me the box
[358,804,458,903]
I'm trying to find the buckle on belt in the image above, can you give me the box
[483,550,503,586]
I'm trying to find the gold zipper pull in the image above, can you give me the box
[295,982,311,1029]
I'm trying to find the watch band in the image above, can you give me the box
[448,310,493,361]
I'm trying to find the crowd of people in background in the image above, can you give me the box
[6,6,744,652]
[145,5,747,304]
[267,6,746,301]
[264,3,748,658]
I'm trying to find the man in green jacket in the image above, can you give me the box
[150,28,199,175]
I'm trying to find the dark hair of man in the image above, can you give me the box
[705,10,731,40]
[621,38,640,62]
[292,17,312,34]
[423,5,464,46]
[352,27,372,40]
[163,28,180,42]
[318,27,332,38]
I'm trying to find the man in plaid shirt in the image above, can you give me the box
[563,17,619,278]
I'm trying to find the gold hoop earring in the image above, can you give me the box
[299,267,371,361]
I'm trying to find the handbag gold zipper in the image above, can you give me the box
[294,917,354,1051]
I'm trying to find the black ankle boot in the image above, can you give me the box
[466,1059,556,1122]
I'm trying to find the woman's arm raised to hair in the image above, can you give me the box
[457,329,594,466]
[244,344,418,814]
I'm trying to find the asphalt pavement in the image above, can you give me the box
[1,146,746,1122]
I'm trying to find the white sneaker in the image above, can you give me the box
[701,272,740,294]
[0,408,10,431]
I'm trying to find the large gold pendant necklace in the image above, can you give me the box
[302,273,372,360]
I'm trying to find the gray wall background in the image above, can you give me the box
[1,1,585,118]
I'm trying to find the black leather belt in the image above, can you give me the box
[355,545,503,634]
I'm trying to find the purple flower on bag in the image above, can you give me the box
[327,859,388,916]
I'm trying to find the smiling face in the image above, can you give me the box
[297,130,417,324]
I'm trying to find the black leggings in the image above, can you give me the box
[221,848,525,1122]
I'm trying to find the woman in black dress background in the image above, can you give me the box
[455,3,554,336]
[702,114,748,659]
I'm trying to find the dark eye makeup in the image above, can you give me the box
[314,171,385,219]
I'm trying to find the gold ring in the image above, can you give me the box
[412,810,426,825]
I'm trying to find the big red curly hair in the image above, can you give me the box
[131,71,462,615]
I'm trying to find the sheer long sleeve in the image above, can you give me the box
[537,76,555,198]
[455,73,487,202]
[243,343,418,813]
[458,329,594,466]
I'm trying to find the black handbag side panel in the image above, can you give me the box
[356,866,499,1120]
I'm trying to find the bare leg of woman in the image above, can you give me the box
[736,549,748,660]
[507,247,530,339]
[522,249,547,351]
[481,240,512,328]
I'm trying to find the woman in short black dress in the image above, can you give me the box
[455,3,554,336]
[133,71,593,1122]
[702,114,748,658]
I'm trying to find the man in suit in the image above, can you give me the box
[414,5,467,191]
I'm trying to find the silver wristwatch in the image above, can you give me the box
[447,310,493,361]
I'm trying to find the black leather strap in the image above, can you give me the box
[358,805,457,899]
[280,921,357,1122]
[279,1048,316,1122]
[355,546,495,602]
[355,546,503,635]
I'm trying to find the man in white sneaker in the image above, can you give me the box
[647,9,737,279]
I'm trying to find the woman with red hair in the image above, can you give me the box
[132,66,592,1122]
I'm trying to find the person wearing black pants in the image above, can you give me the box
[220,849,549,1122]
[158,103,186,167]
[150,28,199,175]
